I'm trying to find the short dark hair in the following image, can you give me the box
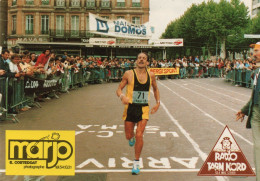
[43,48,51,54]
[137,52,149,62]
[2,49,10,55]
[11,54,20,60]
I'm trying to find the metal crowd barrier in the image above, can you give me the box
[225,69,253,88]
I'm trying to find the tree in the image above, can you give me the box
[162,0,250,59]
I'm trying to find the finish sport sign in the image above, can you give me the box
[89,13,153,39]
[6,130,75,175]
[198,126,255,177]
[149,68,179,75]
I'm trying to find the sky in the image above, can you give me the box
[149,0,251,39]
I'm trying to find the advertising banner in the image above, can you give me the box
[89,13,153,39]
[24,76,62,94]
[149,68,179,75]
[89,38,116,46]
[149,39,184,47]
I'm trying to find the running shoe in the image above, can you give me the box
[132,160,140,175]
[129,137,135,147]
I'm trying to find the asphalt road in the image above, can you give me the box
[0,78,256,181]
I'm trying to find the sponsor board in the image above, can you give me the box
[198,126,255,176]
[149,68,179,75]
[6,130,75,175]
[149,39,184,47]
[244,34,260,39]
[89,13,153,39]
[24,77,62,94]
[89,38,116,46]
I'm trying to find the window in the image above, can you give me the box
[26,0,34,5]
[132,17,140,25]
[117,16,125,19]
[12,0,17,6]
[258,0,260,3]
[12,15,16,34]
[56,0,65,6]
[25,15,34,34]
[41,15,49,34]
[101,0,110,8]
[71,16,79,36]
[41,0,49,5]
[86,16,89,30]
[56,15,64,36]
[71,0,80,7]
[86,0,95,8]
[132,0,140,7]
[117,0,125,7]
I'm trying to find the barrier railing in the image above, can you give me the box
[225,69,253,88]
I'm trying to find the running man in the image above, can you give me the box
[116,52,160,175]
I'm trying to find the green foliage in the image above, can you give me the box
[162,0,250,58]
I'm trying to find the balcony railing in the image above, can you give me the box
[49,30,95,38]
[25,30,34,34]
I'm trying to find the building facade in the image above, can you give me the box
[7,0,159,58]
[0,0,8,49]
[252,0,260,17]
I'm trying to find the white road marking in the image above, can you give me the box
[94,125,100,126]
[75,131,84,136]
[188,82,247,103]
[160,132,179,137]
[74,169,200,173]
[170,80,238,112]
[116,131,124,133]
[159,81,253,146]
[192,80,250,98]
[151,91,228,181]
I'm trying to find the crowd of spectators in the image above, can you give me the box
[0,49,258,116]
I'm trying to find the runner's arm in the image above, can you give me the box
[150,71,160,114]
[116,71,130,105]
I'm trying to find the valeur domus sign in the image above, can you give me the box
[89,13,153,39]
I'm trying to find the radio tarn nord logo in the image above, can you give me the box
[8,132,73,168]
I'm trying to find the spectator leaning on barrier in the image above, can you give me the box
[35,48,51,67]
[236,42,260,181]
